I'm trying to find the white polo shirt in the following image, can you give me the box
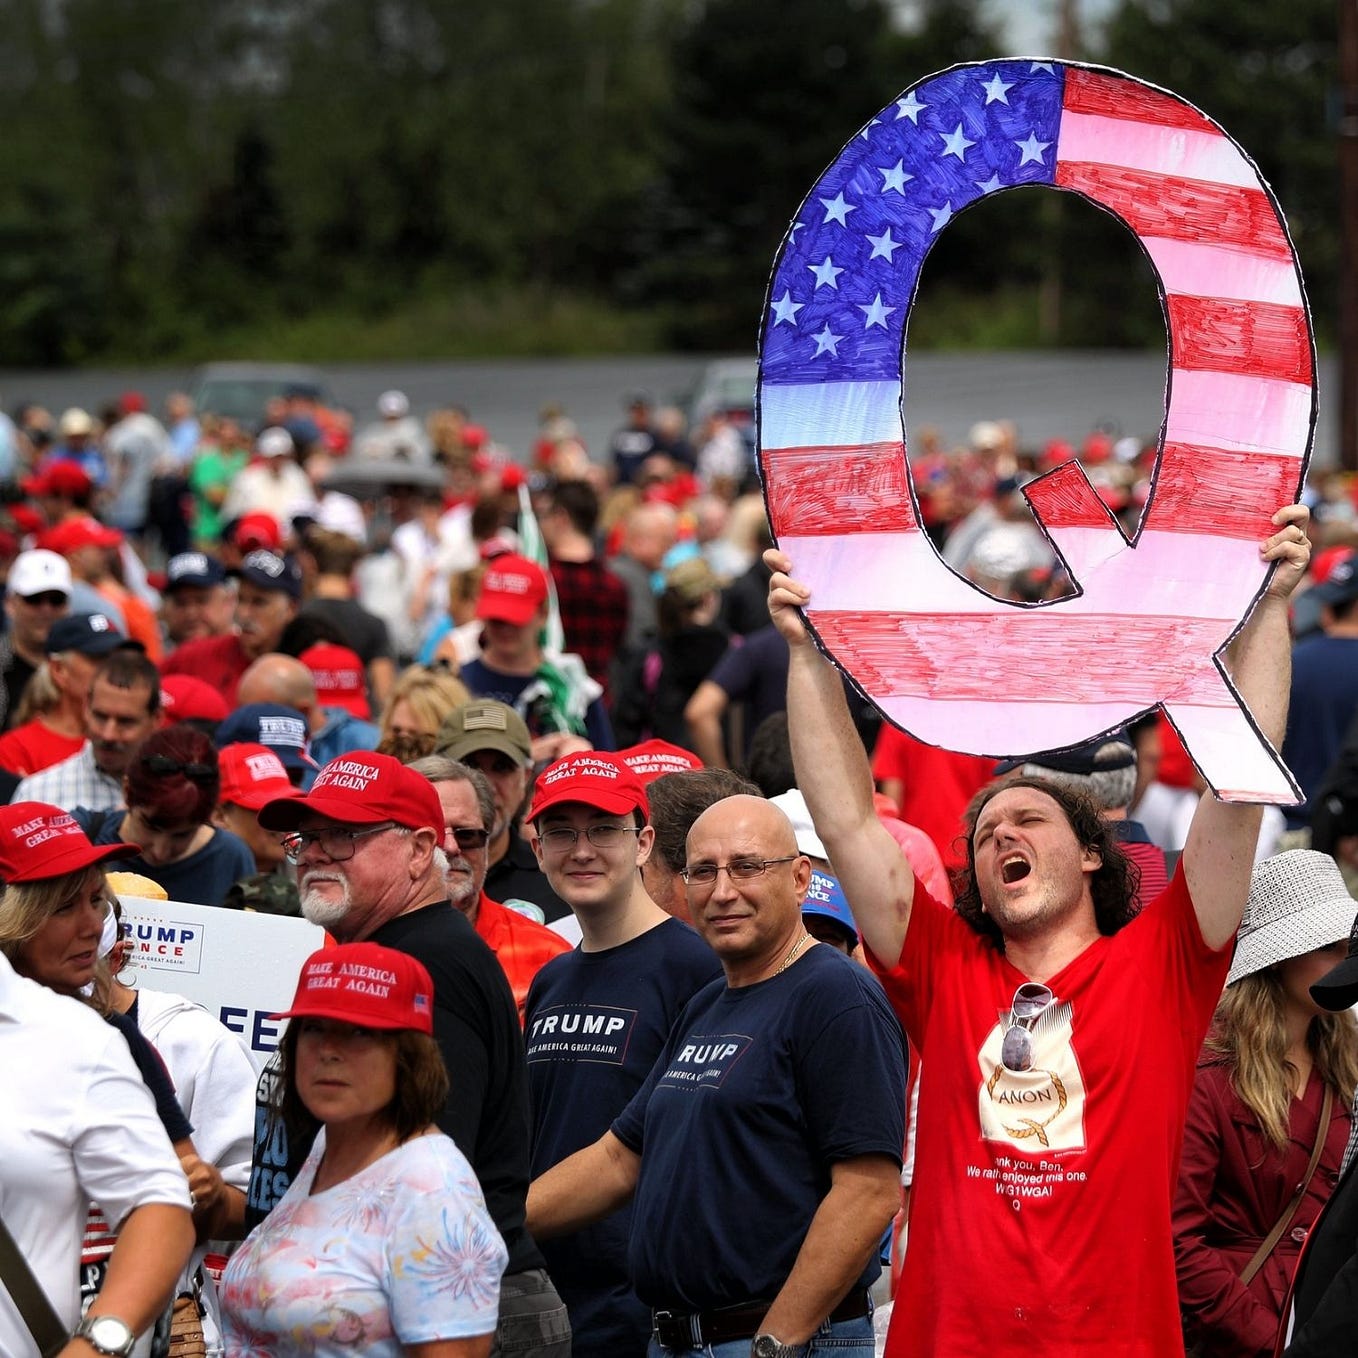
[0,954,191,1358]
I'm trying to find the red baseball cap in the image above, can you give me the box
[1311,545,1356,586]
[36,516,122,556]
[528,751,650,823]
[475,554,549,626]
[257,751,442,833]
[0,803,137,883]
[231,512,282,552]
[300,643,370,719]
[219,743,304,812]
[160,675,231,725]
[272,942,435,1034]
[21,463,94,500]
[618,739,704,785]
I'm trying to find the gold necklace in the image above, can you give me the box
[777,932,812,974]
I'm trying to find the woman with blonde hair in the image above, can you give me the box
[1175,850,1358,1357]
[376,664,472,763]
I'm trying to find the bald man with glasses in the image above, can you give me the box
[249,751,572,1358]
[528,792,905,1358]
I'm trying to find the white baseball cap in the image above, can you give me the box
[8,549,73,599]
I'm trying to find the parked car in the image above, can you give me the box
[188,362,333,428]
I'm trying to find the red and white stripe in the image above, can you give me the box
[759,66,1310,802]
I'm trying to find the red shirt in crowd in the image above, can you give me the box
[160,634,252,709]
[0,720,85,777]
[472,892,573,1027]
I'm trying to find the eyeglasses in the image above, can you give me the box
[19,591,67,608]
[681,855,799,887]
[537,824,639,852]
[281,822,396,865]
[1000,982,1055,1073]
[446,826,491,851]
[141,754,217,782]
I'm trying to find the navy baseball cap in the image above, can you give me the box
[45,612,142,658]
[214,703,316,772]
[229,550,303,600]
[165,551,226,592]
[994,733,1135,778]
[802,869,858,948]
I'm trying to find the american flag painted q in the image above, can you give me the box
[758,60,1314,804]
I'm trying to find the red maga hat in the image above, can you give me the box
[300,643,370,720]
[617,739,704,785]
[528,751,650,822]
[475,554,549,626]
[272,941,435,1034]
[257,751,442,833]
[0,803,137,883]
[219,743,304,812]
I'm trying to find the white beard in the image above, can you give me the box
[300,876,352,931]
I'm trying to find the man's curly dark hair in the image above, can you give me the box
[952,776,1140,952]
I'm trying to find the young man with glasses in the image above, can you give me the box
[523,751,721,1358]
[765,504,1314,1358]
[408,753,570,1024]
[528,792,906,1358]
[253,751,571,1358]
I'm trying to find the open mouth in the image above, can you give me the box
[1001,855,1031,886]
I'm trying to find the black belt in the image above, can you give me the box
[652,1290,871,1349]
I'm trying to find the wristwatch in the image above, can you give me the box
[73,1315,136,1357]
[751,1334,801,1358]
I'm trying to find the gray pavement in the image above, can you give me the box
[0,350,1339,469]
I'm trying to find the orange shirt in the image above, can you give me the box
[97,583,162,664]
[473,892,573,1026]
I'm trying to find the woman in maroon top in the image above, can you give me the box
[1175,851,1358,1357]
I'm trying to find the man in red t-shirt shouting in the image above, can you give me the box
[766,503,1313,1358]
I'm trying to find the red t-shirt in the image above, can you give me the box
[872,870,1229,1357]
[160,633,251,708]
[473,892,573,1026]
[871,724,994,870]
[0,721,84,776]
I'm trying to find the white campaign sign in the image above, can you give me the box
[119,895,324,1071]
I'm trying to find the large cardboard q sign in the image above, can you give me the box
[759,60,1313,804]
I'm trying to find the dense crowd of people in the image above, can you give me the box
[3,385,1358,1358]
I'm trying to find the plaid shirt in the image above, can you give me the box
[1342,1091,1358,1177]
[549,556,630,696]
[14,742,124,811]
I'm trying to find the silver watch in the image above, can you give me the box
[74,1315,136,1358]
[751,1335,801,1358]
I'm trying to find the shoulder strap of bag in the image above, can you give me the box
[0,1211,68,1357]
[1240,1083,1335,1288]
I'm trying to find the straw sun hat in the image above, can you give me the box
[1227,850,1358,988]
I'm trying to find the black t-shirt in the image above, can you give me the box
[1,649,36,732]
[298,597,394,666]
[525,919,722,1358]
[486,832,571,924]
[613,945,907,1312]
[371,903,543,1275]
[243,901,544,1276]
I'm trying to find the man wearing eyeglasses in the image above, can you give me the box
[528,791,906,1358]
[252,750,572,1358]
[0,547,72,729]
[407,752,570,1024]
[522,752,721,1358]
[765,504,1314,1358]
